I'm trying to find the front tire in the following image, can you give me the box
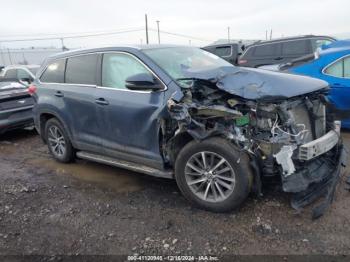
[175,137,252,212]
[45,118,75,163]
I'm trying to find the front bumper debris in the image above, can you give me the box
[290,145,347,219]
[272,121,346,219]
[298,130,340,161]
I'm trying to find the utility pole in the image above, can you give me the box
[265,30,268,40]
[227,27,230,43]
[145,14,149,45]
[60,38,65,51]
[0,43,5,65]
[270,29,273,40]
[156,20,160,44]
[7,48,13,65]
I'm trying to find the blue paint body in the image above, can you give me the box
[287,40,350,128]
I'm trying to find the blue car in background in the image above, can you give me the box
[280,40,350,128]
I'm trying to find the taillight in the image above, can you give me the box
[28,85,37,95]
[238,59,247,65]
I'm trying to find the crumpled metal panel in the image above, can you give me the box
[182,66,329,101]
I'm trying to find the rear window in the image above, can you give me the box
[4,69,17,79]
[282,40,310,55]
[40,59,66,83]
[65,54,99,85]
[213,46,232,57]
[253,44,276,57]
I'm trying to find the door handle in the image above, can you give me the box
[95,98,109,105]
[274,57,283,61]
[55,91,64,97]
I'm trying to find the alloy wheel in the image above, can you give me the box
[184,151,236,203]
[47,125,66,157]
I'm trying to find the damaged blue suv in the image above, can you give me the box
[32,45,347,218]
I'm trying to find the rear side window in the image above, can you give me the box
[253,44,276,57]
[344,57,350,78]
[324,56,350,78]
[282,40,310,55]
[65,54,99,85]
[325,60,343,77]
[40,59,66,83]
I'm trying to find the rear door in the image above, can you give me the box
[94,52,166,168]
[62,53,102,151]
[39,54,102,152]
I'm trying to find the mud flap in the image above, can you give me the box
[291,145,348,219]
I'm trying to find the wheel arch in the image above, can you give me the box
[166,131,195,166]
[38,111,74,146]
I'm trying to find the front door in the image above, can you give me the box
[95,52,166,168]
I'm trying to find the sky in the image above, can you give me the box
[0,0,349,49]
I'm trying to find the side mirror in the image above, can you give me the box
[125,73,163,91]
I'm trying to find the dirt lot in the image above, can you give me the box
[0,129,350,256]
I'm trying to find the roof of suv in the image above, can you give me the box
[46,44,186,61]
[248,35,336,47]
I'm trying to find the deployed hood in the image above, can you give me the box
[181,66,329,101]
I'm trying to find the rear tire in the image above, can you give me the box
[175,137,252,212]
[45,118,74,163]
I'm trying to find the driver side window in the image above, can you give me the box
[102,53,152,89]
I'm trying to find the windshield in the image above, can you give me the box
[142,47,234,81]
[28,67,39,75]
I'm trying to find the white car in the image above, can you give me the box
[0,64,40,83]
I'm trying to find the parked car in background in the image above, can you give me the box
[0,79,35,134]
[237,35,336,68]
[0,65,40,84]
[202,43,243,65]
[275,40,350,128]
[32,45,345,217]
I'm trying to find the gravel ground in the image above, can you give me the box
[0,129,350,256]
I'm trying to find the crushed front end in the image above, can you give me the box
[166,73,347,218]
